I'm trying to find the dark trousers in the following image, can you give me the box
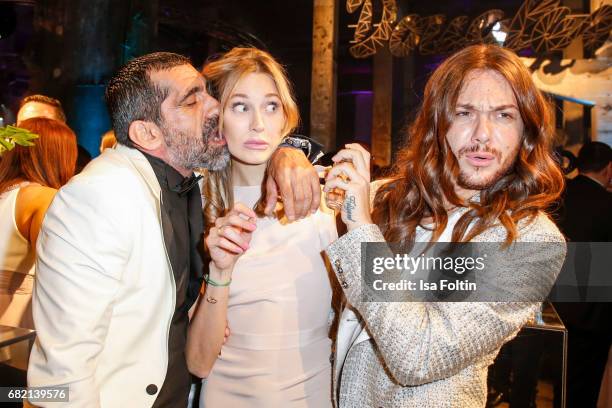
[565,330,610,408]
[0,363,27,408]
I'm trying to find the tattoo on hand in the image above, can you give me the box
[345,195,356,222]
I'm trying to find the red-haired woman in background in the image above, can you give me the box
[0,117,77,329]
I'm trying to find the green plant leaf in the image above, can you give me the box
[14,139,36,147]
[0,125,39,152]
[0,137,13,150]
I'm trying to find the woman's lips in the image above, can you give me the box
[244,140,269,150]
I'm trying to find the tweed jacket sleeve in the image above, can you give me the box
[325,218,566,387]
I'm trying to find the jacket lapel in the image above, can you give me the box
[113,145,175,257]
[114,145,162,197]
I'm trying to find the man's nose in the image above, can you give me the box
[471,115,491,145]
[203,93,220,119]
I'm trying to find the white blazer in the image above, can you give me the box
[28,145,177,407]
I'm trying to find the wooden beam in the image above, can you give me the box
[371,45,393,167]
[310,0,338,152]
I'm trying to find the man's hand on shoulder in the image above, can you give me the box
[265,147,320,221]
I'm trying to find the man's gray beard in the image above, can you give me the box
[163,116,230,171]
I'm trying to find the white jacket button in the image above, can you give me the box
[146,384,158,395]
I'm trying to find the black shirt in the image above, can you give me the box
[142,153,204,408]
[553,174,612,335]
[555,174,612,242]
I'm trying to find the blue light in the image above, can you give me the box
[69,84,110,158]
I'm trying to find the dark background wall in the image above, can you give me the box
[0,0,596,156]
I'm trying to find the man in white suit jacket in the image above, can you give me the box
[28,52,319,407]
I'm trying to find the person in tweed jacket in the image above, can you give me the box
[323,44,567,407]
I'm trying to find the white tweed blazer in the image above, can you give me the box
[325,209,566,408]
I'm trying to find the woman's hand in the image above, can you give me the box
[206,203,257,276]
[324,143,373,231]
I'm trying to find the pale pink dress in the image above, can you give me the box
[201,185,336,408]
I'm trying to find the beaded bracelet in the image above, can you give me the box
[204,273,232,287]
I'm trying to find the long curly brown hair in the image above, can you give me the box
[372,44,564,245]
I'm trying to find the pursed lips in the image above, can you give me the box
[209,132,226,146]
[464,151,497,167]
[244,139,269,150]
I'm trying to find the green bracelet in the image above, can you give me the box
[204,274,232,287]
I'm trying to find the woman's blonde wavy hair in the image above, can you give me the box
[201,47,300,227]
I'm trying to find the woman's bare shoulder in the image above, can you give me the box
[17,184,57,214]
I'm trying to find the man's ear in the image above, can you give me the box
[128,120,164,151]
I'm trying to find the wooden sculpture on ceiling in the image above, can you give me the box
[465,10,505,44]
[583,4,612,55]
[528,5,588,53]
[347,0,398,58]
[347,0,612,58]
[389,14,446,57]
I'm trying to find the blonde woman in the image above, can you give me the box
[186,48,336,407]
